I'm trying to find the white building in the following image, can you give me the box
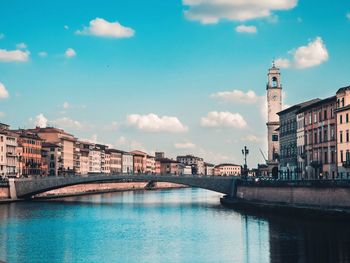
[214,164,241,176]
[205,163,215,176]
[146,155,155,174]
[122,152,133,174]
[0,123,18,178]
[176,155,205,175]
[89,147,101,173]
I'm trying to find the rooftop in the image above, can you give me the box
[277,98,321,115]
[336,85,350,94]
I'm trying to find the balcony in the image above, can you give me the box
[310,161,322,169]
[343,161,350,168]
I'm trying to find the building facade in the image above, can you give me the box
[122,152,133,174]
[0,123,18,178]
[214,164,241,176]
[335,86,350,178]
[176,155,205,175]
[301,96,337,179]
[278,99,320,179]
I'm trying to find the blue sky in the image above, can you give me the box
[0,0,349,165]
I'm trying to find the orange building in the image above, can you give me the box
[13,130,43,176]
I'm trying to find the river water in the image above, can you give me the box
[0,188,350,263]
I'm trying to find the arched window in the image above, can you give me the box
[272,77,278,88]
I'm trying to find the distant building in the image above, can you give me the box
[89,146,102,173]
[29,127,76,175]
[13,129,43,176]
[0,123,18,178]
[42,142,62,176]
[298,96,337,179]
[107,149,122,173]
[158,158,179,174]
[277,99,320,179]
[131,150,148,174]
[79,148,90,175]
[335,86,350,178]
[204,163,215,176]
[155,160,161,174]
[176,155,205,175]
[122,152,133,174]
[214,163,241,176]
[155,152,165,160]
[146,155,155,174]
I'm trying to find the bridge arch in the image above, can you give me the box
[12,174,238,199]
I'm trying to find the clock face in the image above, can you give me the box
[272,93,278,101]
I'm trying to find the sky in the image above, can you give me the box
[0,0,350,166]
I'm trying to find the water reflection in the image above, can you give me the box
[0,189,349,263]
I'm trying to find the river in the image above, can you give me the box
[0,188,349,263]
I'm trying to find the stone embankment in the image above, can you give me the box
[0,182,185,201]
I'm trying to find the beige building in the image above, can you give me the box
[30,127,76,175]
[107,149,122,174]
[79,148,90,175]
[146,155,155,174]
[42,142,62,176]
[122,152,133,174]
[214,163,241,176]
[131,150,148,173]
[335,86,350,178]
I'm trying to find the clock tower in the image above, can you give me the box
[266,62,282,164]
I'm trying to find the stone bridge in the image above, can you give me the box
[9,174,240,199]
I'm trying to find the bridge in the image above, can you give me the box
[9,174,240,199]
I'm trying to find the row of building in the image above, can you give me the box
[278,86,350,179]
[0,124,242,178]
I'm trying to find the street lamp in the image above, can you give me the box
[241,146,249,178]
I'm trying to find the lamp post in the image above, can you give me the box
[241,146,249,178]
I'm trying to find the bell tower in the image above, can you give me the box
[266,61,282,163]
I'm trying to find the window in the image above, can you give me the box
[324,151,328,164]
[324,110,327,120]
[324,129,328,141]
[314,113,317,123]
[340,115,343,124]
[340,131,343,143]
[347,114,349,123]
[347,151,350,162]
[319,112,322,122]
[272,77,278,88]
[341,151,344,162]
[331,151,335,163]
[347,130,349,143]
[272,134,279,141]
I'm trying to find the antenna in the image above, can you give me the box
[259,148,268,163]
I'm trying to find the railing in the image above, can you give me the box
[343,161,350,168]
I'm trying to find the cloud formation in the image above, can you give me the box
[211,89,258,104]
[76,18,135,38]
[275,37,329,69]
[235,25,257,33]
[38,51,48,57]
[35,114,48,128]
[52,117,83,129]
[0,49,29,62]
[0,82,9,99]
[174,141,196,149]
[65,48,76,58]
[200,111,247,129]
[183,0,297,24]
[16,43,27,49]
[127,113,188,133]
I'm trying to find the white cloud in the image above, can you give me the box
[276,37,329,69]
[52,117,83,129]
[115,136,145,152]
[0,82,9,99]
[174,141,196,149]
[76,17,135,38]
[241,135,260,142]
[275,58,291,68]
[183,0,297,24]
[16,43,27,49]
[35,114,48,128]
[293,37,328,68]
[200,111,247,129]
[0,33,4,40]
[38,51,48,57]
[127,113,188,133]
[235,25,257,33]
[63,102,70,109]
[65,48,76,58]
[211,89,258,104]
[0,49,29,62]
